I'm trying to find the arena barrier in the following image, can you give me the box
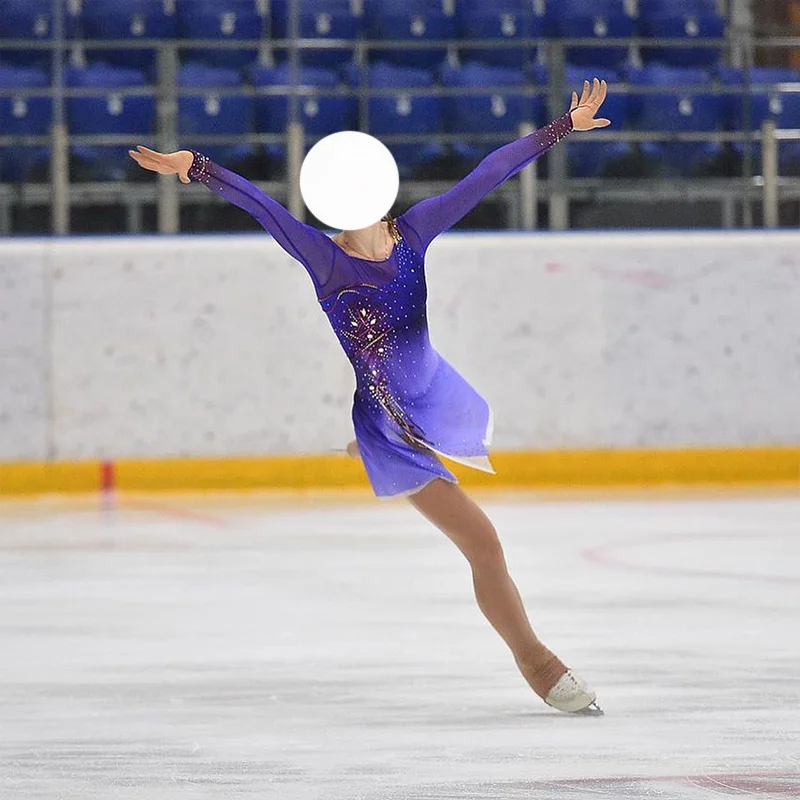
[2,231,799,494]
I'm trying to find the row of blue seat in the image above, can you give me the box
[2,61,795,130]
[0,0,726,70]
[1,136,780,184]
[3,59,794,182]
[0,0,726,24]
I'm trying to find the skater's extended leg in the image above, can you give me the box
[408,478,567,699]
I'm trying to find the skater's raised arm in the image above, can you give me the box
[128,146,335,292]
[399,79,610,254]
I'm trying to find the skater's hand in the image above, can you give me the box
[569,78,611,131]
[128,146,194,184]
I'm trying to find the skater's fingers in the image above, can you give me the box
[578,79,591,107]
[129,150,154,164]
[129,152,160,171]
[131,147,182,176]
[595,79,608,108]
[128,150,153,168]
[586,77,601,108]
[132,158,175,176]
[129,147,157,164]
[570,90,578,111]
[593,118,612,128]
[587,79,605,110]
[135,145,164,158]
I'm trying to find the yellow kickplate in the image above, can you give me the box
[1,447,798,496]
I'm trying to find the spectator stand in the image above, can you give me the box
[0,0,799,234]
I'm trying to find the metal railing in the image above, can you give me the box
[1,13,799,234]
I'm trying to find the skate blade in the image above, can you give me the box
[574,701,604,716]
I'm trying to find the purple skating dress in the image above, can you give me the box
[189,112,573,497]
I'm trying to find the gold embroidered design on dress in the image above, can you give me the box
[342,300,424,446]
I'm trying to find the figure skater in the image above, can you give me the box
[130,78,610,714]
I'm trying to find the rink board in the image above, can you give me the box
[2,231,799,496]
[1,446,798,495]
[2,231,800,464]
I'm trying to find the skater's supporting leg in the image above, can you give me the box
[408,478,567,699]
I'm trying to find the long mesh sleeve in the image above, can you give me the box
[188,151,336,292]
[398,112,573,254]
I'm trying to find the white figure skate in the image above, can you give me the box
[545,670,604,715]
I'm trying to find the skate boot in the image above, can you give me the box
[545,669,603,715]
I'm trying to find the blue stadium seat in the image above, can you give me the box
[178,5,263,68]
[568,138,632,178]
[176,0,264,10]
[365,0,456,69]
[718,67,800,130]
[441,62,539,162]
[0,0,61,67]
[550,0,628,13]
[178,63,253,163]
[251,64,357,160]
[271,0,361,68]
[563,66,631,177]
[549,0,629,17]
[175,0,266,20]
[80,0,178,71]
[627,65,718,124]
[639,11,725,67]
[548,1,634,69]
[638,0,719,16]
[628,65,722,176]
[345,62,442,177]
[0,65,52,182]
[66,64,155,179]
[719,67,800,173]
[456,0,545,70]
[441,62,530,133]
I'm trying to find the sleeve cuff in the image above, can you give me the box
[556,110,574,138]
[187,150,211,184]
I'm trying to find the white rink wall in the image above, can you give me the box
[1,231,799,462]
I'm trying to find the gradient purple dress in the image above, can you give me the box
[189,112,573,497]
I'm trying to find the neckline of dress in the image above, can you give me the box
[331,239,398,264]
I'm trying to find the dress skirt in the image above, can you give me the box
[351,355,495,498]
[352,401,458,498]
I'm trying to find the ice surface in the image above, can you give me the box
[1,490,798,799]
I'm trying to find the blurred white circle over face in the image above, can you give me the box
[300,131,399,231]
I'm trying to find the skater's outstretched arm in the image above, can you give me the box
[128,147,335,292]
[399,78,611,255]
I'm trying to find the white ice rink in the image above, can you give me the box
[1,489,798,799]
